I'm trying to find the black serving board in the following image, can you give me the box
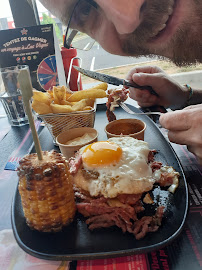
[11,104,189,261]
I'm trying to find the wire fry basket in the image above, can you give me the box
[39,106,96,144]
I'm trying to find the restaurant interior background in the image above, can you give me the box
[1,0,202,91]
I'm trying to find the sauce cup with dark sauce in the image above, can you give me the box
[105,119,146,140]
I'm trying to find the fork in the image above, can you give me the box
[119,102,163,116]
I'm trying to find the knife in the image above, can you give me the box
[73,66,159,97]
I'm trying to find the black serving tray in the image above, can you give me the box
[11,104,189,261]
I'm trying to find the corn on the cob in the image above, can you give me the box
[17,150,76,232]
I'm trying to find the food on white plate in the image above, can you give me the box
[106,86,129,122]
[65,133,96,146]
[69,137,179,240]
[17,150,76,232]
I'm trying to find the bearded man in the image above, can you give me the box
[39,0,202,164]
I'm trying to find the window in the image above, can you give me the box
[0,0,14,30]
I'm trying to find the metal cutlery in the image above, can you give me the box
[119,102,163,116]
[73,66,159,96]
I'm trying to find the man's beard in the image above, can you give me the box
[122,0,202,66]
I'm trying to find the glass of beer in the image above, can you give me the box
[0,65,30,126]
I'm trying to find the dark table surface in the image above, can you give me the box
[0,102,202,270]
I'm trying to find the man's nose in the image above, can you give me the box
[96,0,145,35]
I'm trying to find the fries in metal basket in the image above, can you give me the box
[31,83,108,115]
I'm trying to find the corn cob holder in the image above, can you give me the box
[18,69,43,160]
[17,69,76,232]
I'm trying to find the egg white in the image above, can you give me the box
[79,137,156,198]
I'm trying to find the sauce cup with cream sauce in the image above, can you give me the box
[56,127,98,160]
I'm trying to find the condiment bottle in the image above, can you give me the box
[61,46,83,91]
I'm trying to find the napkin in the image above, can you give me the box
[0,229,70,270]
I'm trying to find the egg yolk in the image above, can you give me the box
[82,141,122,168]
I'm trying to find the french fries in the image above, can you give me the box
[60,100,72,106]
[88,82,108,91]
[67,88,106,102]
[33,90,51,105]
[32,99,52,114]
[83,106,93,111]
[71,99,93,111]
[31,83,108,115]
[53,86,66,104]
[50,103,73,114]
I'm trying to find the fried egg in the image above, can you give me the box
[78,137,156,198]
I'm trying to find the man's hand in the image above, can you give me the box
[126,65,189,109]
[159,104,202,164]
